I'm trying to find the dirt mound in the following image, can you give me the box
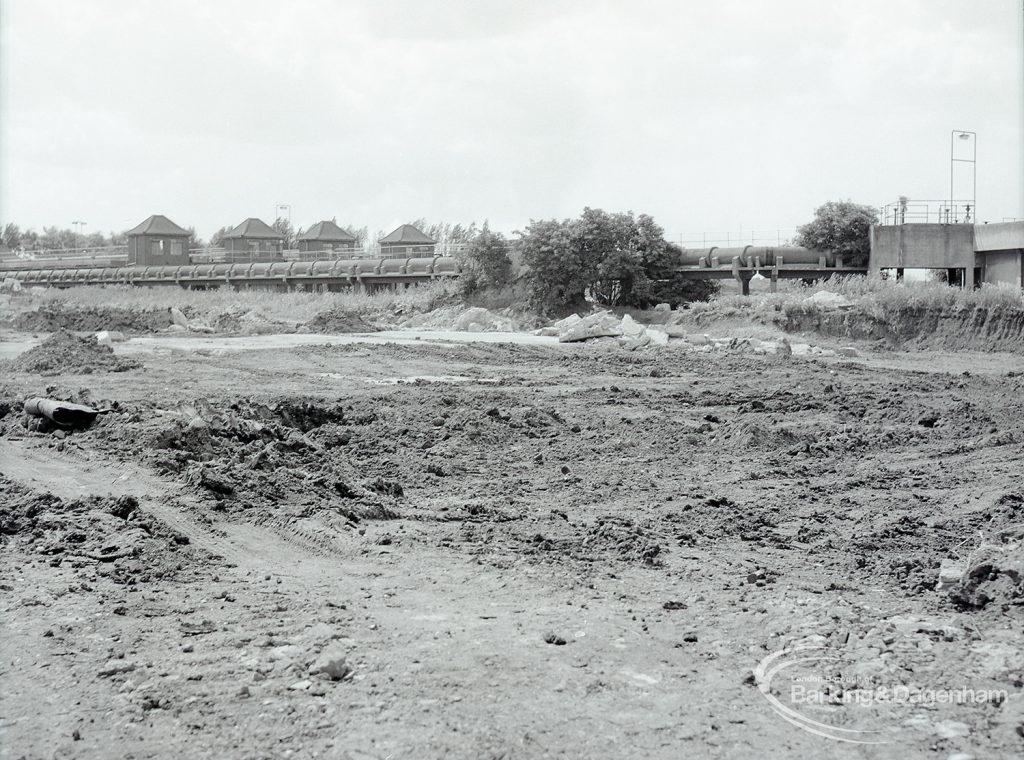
[304,307,377,333]
[784,305,1024,351]
[13,302,173,333]
[9,330,142,374]
[0,477,198,584]
[136,397,399,522]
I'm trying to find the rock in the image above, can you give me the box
[685,334,710,346]
[187,322,215,334]
[654,302,671,312]
[777,338,793,357]
[936,559,966,591]
[1,277,23,292]
[452,307,517,332]
[310,645,352,681]
[836,346,859,357]
[559,312,623,343]
[947,754,975,760]
[95,330,126,346]
[98,660,137,677]
[170,307,191,328]
[918,413,940,428]
[537,313,582,336]
[804,290,853,309]
[288,679,313,691]
[619,314,645,337]
[646,327,669,347]
[618,333,651,351]
[166,324,188,333]
[543,632,567,645]
[663,601,687,610]
[951,546,1024,608]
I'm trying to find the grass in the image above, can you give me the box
[685,276,1024,322]
[7,280,464,326]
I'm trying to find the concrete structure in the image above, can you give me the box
[379,224,435,258]
[297,221,357,254]
[869,221,1024,289]
[126,215,191,266]
[975,222,1024,288]
[221,218,284,259]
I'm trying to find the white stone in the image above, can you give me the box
[96,330,126,346]
[559,311,623,343]
[619,314,645,337]
[170,306,191,327]
[646,327,669,346]
[804,290,854,309]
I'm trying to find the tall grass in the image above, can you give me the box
[9,280,463,325]
[686,276,1024,320]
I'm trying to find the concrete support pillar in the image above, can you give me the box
[896,268,905,281]
[964,265,974,290]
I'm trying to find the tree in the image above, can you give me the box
[795,200,878,268]
[460,226,512,293]
[187,226,204,251]
[210,226,232,247]
[273,217,295,248]
[516,217,587,314]
[516,208,721,314]
[2,223,21,250]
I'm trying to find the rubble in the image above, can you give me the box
[558,311,624,342]
[399,306,518,332]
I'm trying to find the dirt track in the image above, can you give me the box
[2,333,1023,759]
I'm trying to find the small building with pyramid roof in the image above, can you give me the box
[379,224,435,258]
[221,218,284,258]
[126,214,191,266]
[297,220,358,254]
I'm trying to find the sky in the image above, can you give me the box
[1,0,1021,244]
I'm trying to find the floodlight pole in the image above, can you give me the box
[72,220,87,254]
[950,130,976,223]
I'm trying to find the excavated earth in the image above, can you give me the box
[1,330,1023,759]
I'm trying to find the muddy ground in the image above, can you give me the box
[1,330,1023,759]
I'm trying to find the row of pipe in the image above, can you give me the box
[3,255,463,287]
[676,245,839,269]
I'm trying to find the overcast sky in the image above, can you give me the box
[1,0,1021,243]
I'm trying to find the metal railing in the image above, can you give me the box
[669,230,798,248]
[880,200,975,226]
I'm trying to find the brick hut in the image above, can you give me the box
[126,215,191,266]
[379,224,435,258]
[221,218,284,259]
[297,221,357,254]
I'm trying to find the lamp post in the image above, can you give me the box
[276,204,291,226]
[950,130,976,223]
[72,220,87,254]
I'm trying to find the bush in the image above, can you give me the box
[516,208,711,315]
